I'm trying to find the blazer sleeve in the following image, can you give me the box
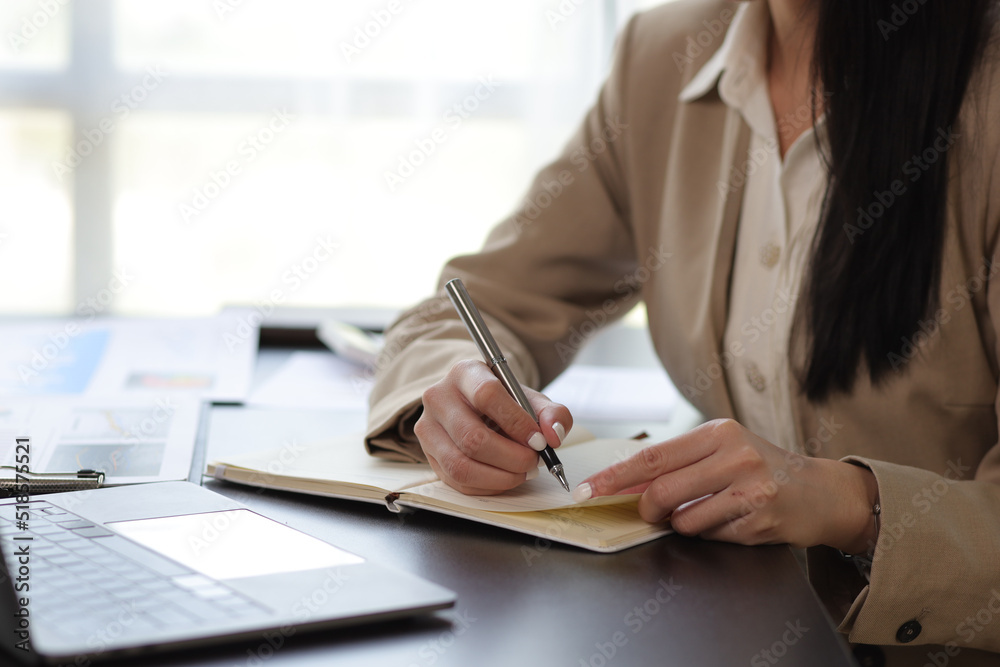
[365,17,645,461]
[831,455,1000,652]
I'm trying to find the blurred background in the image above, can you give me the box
[0,0,670,318]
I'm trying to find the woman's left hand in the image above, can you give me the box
[575,419,879,552]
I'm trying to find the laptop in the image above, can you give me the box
[0,481,456,664]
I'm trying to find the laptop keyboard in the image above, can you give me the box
[0,500,270,643]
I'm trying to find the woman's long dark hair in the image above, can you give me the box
[800,0,997,401]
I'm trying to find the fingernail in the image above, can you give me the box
[525,467,539,481]
[553,422,566,444]
[572,483,592,503]
[528,432,547,451]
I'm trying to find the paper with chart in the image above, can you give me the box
[0,313,257,402]
[0,314,254,484]
[0,395,200,485]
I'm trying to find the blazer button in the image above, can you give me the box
[852,644,886,667]
[745,362,766,392]
[759,242,781,268]
[896,620,922,643]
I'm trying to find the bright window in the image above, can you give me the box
[0,0,674,316]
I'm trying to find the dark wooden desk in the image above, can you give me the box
[123,474,855,667]
[129,336,857,667]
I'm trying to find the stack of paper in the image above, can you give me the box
[0,313,258,484]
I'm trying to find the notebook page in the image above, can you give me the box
[403,438,652,513]
[400,497,669,551]
[209,433,438,492]
[499,502,667,548]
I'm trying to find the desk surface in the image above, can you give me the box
[129,330,855,667]
[128,478,855,667]
[118,399,855,667]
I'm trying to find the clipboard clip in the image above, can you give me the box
[0,467,106,495]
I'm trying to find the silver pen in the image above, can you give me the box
[445,278,570,492]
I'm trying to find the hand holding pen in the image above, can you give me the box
[412,279,573,495]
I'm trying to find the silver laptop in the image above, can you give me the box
[0,481,455,664]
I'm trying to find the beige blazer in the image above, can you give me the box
[366,1,1000,664]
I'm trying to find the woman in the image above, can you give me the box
[365,0,1000,664]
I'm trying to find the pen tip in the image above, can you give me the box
[551,467,571,492]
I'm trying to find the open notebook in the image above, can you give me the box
[206,432,672,553]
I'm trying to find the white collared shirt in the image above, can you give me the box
[679,2,828,453]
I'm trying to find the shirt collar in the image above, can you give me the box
[679,2,770,107]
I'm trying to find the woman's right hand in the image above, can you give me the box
[414,359,573,495]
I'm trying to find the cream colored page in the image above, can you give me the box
[462,502,655,537]
[506,503,664,542]
[402,499,667,549]
[209,433,438,492]
[403,438,651,512]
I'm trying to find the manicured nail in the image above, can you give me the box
[572,483,592,503]
[528,432,547,451]
[553,422,566,444]
[525,467,539,481]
